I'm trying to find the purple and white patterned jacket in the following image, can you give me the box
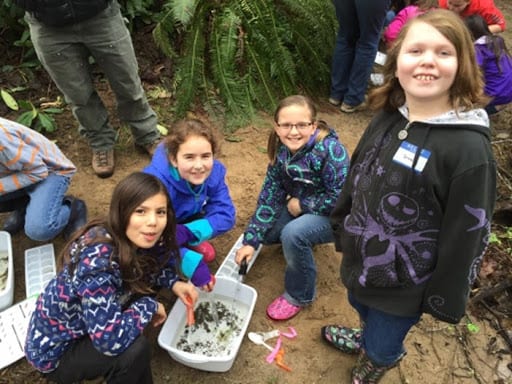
[24,226,180,373]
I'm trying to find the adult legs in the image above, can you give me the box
[86,1,160,147]
[330,0,357,103]
[343,0,390,107]
[25,13,117,151]
[45,335,153,384]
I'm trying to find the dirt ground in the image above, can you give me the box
[2,2,512,383]
[1,104,511,384]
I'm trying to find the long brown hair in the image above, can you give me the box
[465,14,512,73]
[59,172,178,294]
[267,95,330,164]
[369,9,487,112]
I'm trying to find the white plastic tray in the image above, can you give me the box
[215,234,261,280]
[24,244,56,298]
[158,276,257,372]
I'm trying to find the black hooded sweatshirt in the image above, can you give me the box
[331,108,496,324]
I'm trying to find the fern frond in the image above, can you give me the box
[210,9,250,117]
[170,0,198,25]
[152,23,177,58]
[235,0,296,101]
[278,0,337,94]
[245,42,278,113]
[173,2,208,117]
[151,0,339,131]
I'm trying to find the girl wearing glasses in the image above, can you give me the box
[235,95,350,321]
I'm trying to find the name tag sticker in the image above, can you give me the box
[393,141,431,172]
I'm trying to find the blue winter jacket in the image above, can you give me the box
[143,143,236,272]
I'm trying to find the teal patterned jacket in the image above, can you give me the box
[243,128,349,248]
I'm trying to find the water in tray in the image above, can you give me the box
[175,294,249,357]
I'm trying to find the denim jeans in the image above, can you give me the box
[330,0,390,106]
[0,174,71,241]
[348,293,421,366]
[263,209,334,306]
[25,1,159,150]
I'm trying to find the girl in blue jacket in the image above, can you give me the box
[144,119,236,276]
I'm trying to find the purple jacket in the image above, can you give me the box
[475,36,512,106]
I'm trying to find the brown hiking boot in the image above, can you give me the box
[136,138,162,157]
[92,149,114,178]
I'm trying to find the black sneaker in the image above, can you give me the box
[2,208,26,234]
[62,196,88,240]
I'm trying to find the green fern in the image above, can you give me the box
[170,0,198,26]
[153,0,337,130]
[210,10,248,116]
[172,1,209,117]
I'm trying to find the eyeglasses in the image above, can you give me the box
[276,122,314,131]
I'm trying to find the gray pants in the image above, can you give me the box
[26,1,159,150]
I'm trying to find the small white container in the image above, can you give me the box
[0,231,14,311]
[215,234,261,280]
[24,244,56,298]
[158,276,257,372]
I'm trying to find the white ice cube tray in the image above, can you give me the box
[24,244,56,298]
[215,234,262,280]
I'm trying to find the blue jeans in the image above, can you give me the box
[330,0,389,106]
[25,1,159,150]
[348,293,420,366]
[0,174,71,241]
[384,10,396,28]
[263,209,334,306]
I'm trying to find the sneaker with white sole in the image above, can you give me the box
[328,97,341,106]
[340,101,367,113]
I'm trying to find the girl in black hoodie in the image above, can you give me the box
[323,9,496,383]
